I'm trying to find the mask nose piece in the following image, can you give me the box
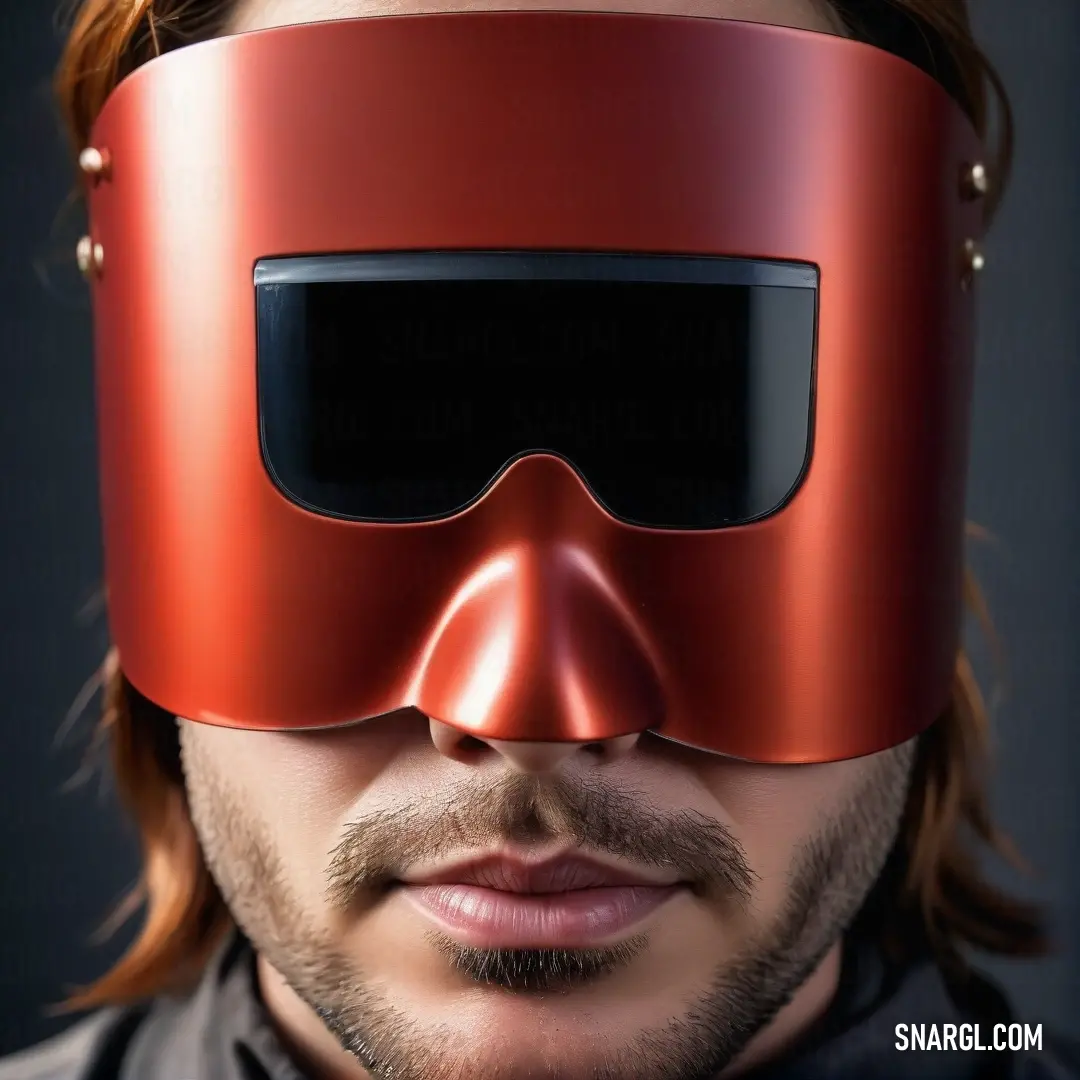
[408,544,665,743]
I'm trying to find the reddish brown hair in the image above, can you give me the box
[52,0,1045,1011]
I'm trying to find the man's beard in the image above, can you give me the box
[181,727,915,1080]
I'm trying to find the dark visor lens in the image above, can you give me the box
[256,253,817,529]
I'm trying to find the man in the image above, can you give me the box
[3,0,1077,1077]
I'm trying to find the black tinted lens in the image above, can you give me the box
[256,253,816,529]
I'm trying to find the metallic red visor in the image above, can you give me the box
[83,12,986,762]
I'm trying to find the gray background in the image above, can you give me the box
[0,0,1077,1057]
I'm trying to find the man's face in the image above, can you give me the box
[180,2,916,1079]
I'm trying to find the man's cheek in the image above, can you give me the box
[726,826,807,916]
[703,764,854,828]
[258,827,330,904]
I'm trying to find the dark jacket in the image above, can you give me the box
[0,933,1077,1079]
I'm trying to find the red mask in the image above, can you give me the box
[83,13,986,762]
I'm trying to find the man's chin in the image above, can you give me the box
[260,942,759,1080]
[316,983,727,1080]
[423,933,652,993]
[333,951,705,1025]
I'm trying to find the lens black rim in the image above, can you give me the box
[254,250,819,530]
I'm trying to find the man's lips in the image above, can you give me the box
[394,853,688,948]
[400,853,683,892]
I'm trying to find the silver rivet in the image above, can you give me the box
[76,235,104,278]
[961,238,984,290]
[78,147,111,182]
[962,161,989,199]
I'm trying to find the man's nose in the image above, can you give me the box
[407,537,665,746]
[429,717,641,771]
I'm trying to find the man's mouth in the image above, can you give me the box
[393,852,689,949]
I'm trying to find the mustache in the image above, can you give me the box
[325,772,756,909]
